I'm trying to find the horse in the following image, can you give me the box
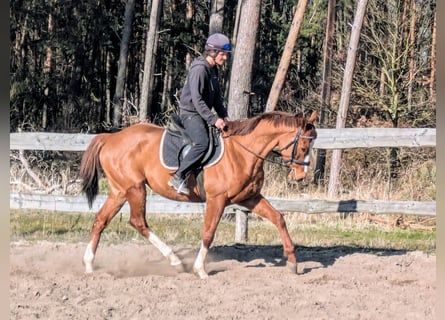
[79,111,317,279]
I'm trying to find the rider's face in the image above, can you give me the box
[214,51,230,65]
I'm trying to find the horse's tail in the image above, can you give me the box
[80,134,109,209]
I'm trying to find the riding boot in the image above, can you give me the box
[168,174,190,196]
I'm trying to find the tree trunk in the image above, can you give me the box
[407,0,416,111]
[379,66,385,99]
[328,0,368,198]
[313,0,336,185]
[161,46,174,112]
[42,7,54,130]
[265,0,309,112]
[232,0,242,45]
[113,0,135,127]
[227,0,261,119]
[181,0,194,101]
[105,51,112,125]
[14,8,29,82]
[430,10,436,104]
[224,0,242,102]
[65,45,83,130]
[139,0,162,121]
[209,0,225,35]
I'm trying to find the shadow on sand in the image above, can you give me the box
[199,244,409,275]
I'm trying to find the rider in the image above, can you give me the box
[168,33,232,196]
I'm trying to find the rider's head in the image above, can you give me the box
[204,33,231,65]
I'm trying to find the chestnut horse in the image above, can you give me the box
[80,111,317,279]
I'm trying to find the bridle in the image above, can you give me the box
[223,127,316,169]
[272,127,316,169]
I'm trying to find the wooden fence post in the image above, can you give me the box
[235,209,249,243]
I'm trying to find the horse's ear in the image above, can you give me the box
[308,111,318,123]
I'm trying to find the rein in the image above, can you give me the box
[222,128,316,168]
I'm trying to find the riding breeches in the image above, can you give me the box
[175,114,210,179]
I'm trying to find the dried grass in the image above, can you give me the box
[10,146,436,239]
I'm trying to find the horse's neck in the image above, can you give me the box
[231,128,283,159]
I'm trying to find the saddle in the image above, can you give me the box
[160,114,224,172]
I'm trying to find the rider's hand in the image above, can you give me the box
[214,118,226,130]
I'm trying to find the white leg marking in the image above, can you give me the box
[304,153,310,173]
[149,232,182,266]
[83,241,95,273]
[193,242,209,279]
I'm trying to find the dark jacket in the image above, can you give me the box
[178,56,228,126]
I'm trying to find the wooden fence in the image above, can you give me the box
[10,128,436,241]
[10,193,435,216]
[10,193,436,242]
[10,128,436,151]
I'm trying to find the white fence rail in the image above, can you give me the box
[10,128,436,151]
[10,193,436,216]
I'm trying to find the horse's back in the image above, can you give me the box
[113,122,163,137]
[97,123,165,175]
[100,123,163,150]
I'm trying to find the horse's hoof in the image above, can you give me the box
[168,252,182,266]
[173,263,185,273]
[193,267,209,280]
[197,272,209,280]
[84,266,94,274]
[83,260,94,274]
[286,261,298,274]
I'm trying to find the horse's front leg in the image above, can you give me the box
[239,195,298,274]
[193,196,227,279]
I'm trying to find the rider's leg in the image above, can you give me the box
[174,114,209,176]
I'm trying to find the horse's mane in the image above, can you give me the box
[226,111,309,136]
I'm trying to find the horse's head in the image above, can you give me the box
[224,111,317,182]
[275,111,318,182]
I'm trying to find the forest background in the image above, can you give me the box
[9,0,436,200]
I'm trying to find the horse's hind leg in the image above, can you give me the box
[83,195,125,273]
[126,183,182,268]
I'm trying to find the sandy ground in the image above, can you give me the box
[10,240,435,320]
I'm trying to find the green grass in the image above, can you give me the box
[10,209,435,253]
[289,223,435,252]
